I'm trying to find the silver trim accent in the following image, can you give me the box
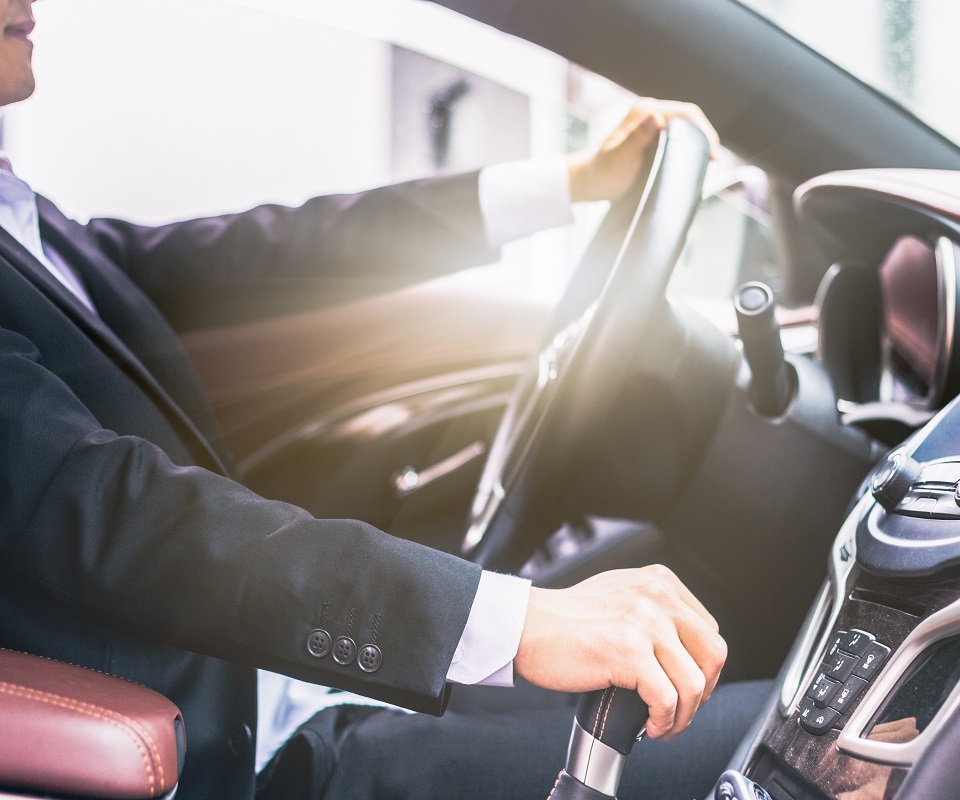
[836,398,859,416]
[392,440,486,498]
[565,718,627,797]
[778,493,868,715]
[934,236,957,407]
[461,480,505,552]
[838,593,960,765]
[778,579,832,715]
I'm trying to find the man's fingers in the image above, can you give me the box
[681,623,727,706]
[651,638,706,737]
[515,565,728,742]
[666,585,726,705]
[567,96,718,203]
[631,652,680,738]
[672,574,720,632]
[633,568,726,720]
[635,98,720,157]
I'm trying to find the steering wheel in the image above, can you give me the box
[461,118,711,571]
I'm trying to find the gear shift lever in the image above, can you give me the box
[547,687,649,799]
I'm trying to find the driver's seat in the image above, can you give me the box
[0,648,185,799]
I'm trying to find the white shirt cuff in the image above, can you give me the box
[446,570,531,687]
[478,156,575,248]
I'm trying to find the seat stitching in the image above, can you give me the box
[108,708,166,791]
[0,648,148,688]
[0,682,161,794]
[0,651,166,790]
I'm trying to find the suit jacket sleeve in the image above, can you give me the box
[0,321,481,713]
[82,171,499,332]
[2,172,499,714]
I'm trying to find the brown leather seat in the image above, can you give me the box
[0,649,185,799]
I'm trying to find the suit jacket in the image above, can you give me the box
[0,172,497,800]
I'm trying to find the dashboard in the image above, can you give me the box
[724,171,960,800]
[808,171,960,427]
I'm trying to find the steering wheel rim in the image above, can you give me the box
[462,118,711,571]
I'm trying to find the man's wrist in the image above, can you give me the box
[477,157,574,248]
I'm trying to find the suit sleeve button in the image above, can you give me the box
[358,644,382,673]
[307,629,331,658]
[333,636,357,665]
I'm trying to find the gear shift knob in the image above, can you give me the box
[547,687,649,799]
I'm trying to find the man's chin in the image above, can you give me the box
[0,75,36,107]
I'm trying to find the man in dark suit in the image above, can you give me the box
[0,1,765,798]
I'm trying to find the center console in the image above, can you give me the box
[725,398,960,800]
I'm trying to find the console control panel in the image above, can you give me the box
[797,628,890,735]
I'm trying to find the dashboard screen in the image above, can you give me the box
[867,634,960,743]
[878,235,939,401]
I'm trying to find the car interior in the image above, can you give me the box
[4,0,960,798]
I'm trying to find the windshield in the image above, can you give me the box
[736,0,960,147]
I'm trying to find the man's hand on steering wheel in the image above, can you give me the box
[566,98,720,204]
[514,565,728,741]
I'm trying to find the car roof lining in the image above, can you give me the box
[432,0,960,187]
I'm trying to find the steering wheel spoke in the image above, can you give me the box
[463,119,711,571]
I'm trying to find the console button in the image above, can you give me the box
[933,494,960,520]
[829,676,868,712]
[807,674,841,707]
[799,699,840,735]
[841,629,874,656]
[899,494,938,517]
[827,631,847,658]
[853,642,891,680]
[824,651,858,682]
[807,670,827,695]
[798,697,818,725]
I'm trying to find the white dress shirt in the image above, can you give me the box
[0,155,96,312]
[0,154,576,770]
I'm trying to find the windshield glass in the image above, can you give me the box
[736,0,960,147]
